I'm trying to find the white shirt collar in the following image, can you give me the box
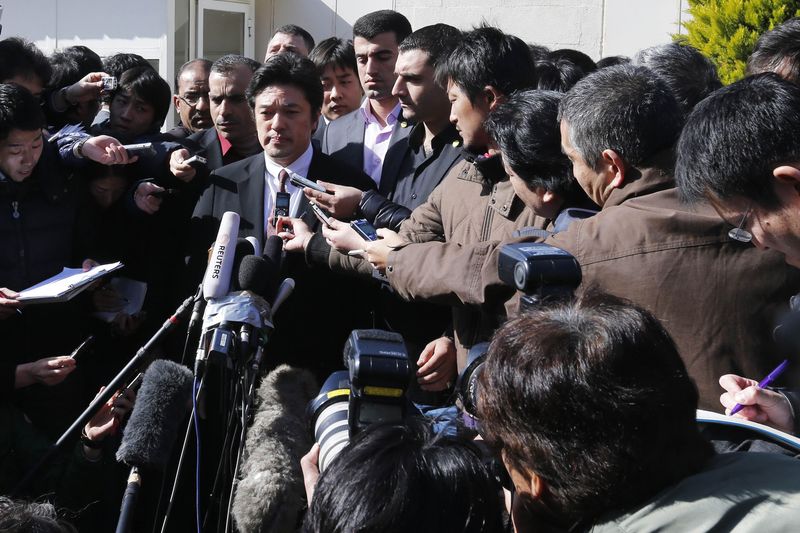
[359,98,401,127]
[264,141,314,182]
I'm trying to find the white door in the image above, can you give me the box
[197,0,255,61]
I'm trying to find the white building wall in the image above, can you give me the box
[3,0,170,78]
[265,0,689,60]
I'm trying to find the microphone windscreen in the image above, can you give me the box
[263,235,284,270]
[231,365,317,533]
[231,239,258,291]
[203,211,240,299]
[238,255,275,297]
[116,360,193,471]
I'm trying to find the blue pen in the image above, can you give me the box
[730,359,789,415]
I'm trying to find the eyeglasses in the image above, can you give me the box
[728,207,753,243]
[177,91,209,106]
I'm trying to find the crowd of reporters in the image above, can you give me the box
[2,8,800,532]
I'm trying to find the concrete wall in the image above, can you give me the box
[263,0,689,60]
[2,0,170,70]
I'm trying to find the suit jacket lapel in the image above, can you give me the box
[351,113,366,171]
[237,155,267,243]
[380,115,413,196]
[202,128,224,170]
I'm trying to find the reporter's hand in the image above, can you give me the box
[719,373,795,433]
[65,71,109,104]
[92,284,126,313]
[417,337,457,391]
[112,312,146,337]
[15,356,77,388]
[0,287,20,320]
[169,148,198,182]
[81,135,139,165]
[321,218,366,252]
[82,258,100,271]
[83,386,137,455]
[133,182,165,214]
[300,443,321,504]
[363,229,405,272]
[303,181,362,219]
[277,217,312,252]
[376,228,404,247]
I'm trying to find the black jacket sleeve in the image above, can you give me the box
[358,190,412,232]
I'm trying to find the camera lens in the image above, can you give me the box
[308,371,351,472]
[513,262,528,291]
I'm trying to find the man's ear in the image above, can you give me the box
[542,190,556,204]
[172,95,181,112]
[529,471,546,500]
[600,149,626,190]
[483,85,505,111]
[773,165,800,195]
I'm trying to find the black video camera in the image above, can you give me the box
[498,242,581,312]
[308,330,412,471]
[454,243,582,427]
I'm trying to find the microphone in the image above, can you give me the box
[116,359,194,469]
[271,278,295,318]
[263,234,283,268]
[231,365,318,533]
[246,236,261,257]
[115,360,193,533]
[231,238,258,291]
[202,211,240,300]
[238,255,274,299]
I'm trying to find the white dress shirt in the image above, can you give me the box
[263,142,313,236]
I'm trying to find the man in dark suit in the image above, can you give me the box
[167,55,262,183]
[132,55,263,212]
[191,53,375,379]
[321,10,413,187]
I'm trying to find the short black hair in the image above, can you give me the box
[596,55,630,69]
[399,24,462,87]
[634,42,722,114]
[558,64,683,169]
[308,37,357,77]
[303,418,503,533]
[747,17,800,84]
[534,58,590,92]
[174,58,212,92]
[486,90,575,197]
[63,46,103,73]
[0,38,52,87]
[247,53,323,117]
[352,10,412,44]
[548,48,597,74]
[274,24,316,53]
[210,54,261,77]
[528,43,551,62]
[0,84,46,142]
[478,291,712,525]
[443,26,537,102]
[114,66,172,132]
[49,46,104,90]
[676,73,800,206]
[101,53,153,79]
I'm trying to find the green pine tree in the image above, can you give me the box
[679,0,800,84]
